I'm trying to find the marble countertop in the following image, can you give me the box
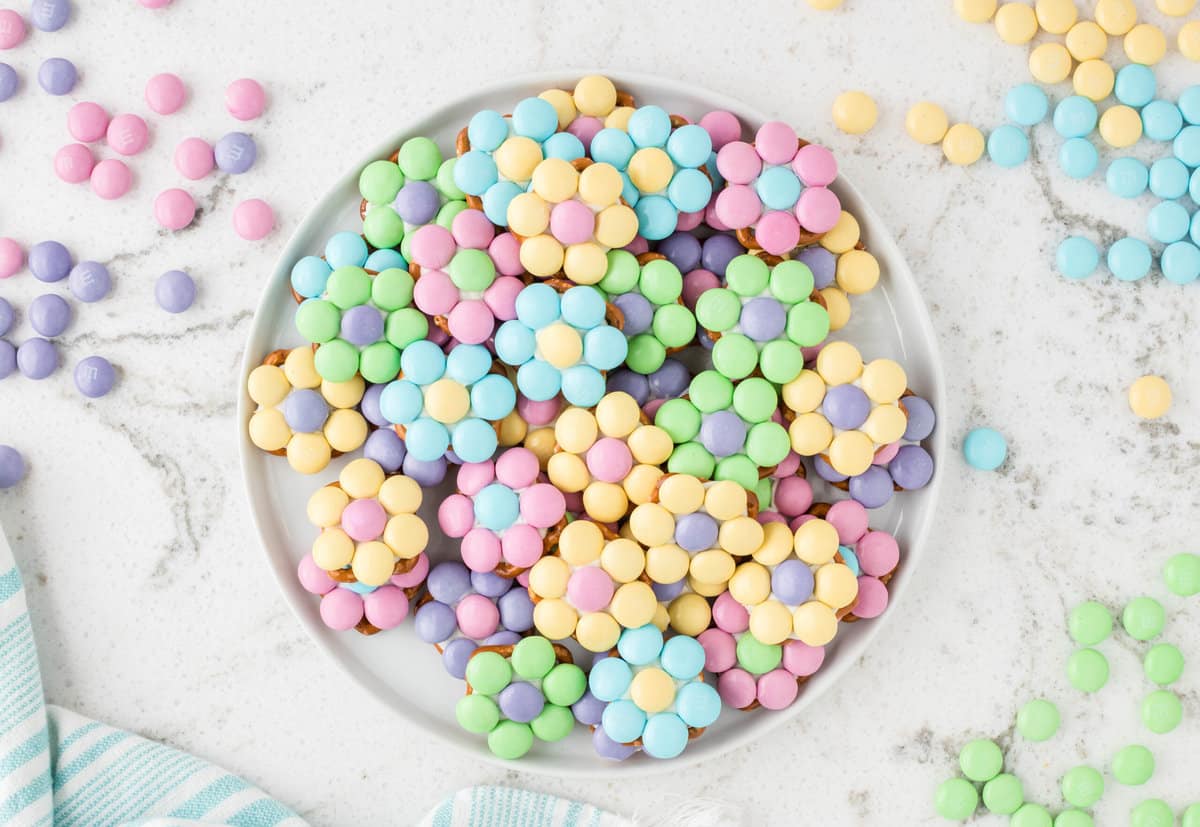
[1,1,1198,824]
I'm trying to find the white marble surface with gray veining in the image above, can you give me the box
[1,1,1198,824]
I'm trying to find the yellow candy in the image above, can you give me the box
[816,341,864,385]
[379,475,421,514]
[814,563,859,609]
[604,106,635,130]
[497,410,527,447]
[806,0,842,7]
[575,611,621,653]
[718,516,765,557]
[563,242,608,285]
[645,543,690,584]
[728,561,772,606]
[539,88,577,130]
[529,555,571,598]
[819,287,851,331]
[1124,24,1166,65]
[351,540,394,587]
[307,485,349,527]
[659,474,706,515]
[609,580,657,628]
[627,426,673,465]
[1157,0,1196,14]
[629,503,676,547]
[861,358,907,402]
[384,513,428,559]
[548,452,590,493]
[287,432,331,474]
[820,211,860,254]
[324,409,368,453]
[596,391,640,438]
[836,249,880,295]
[594,204,639,249]
[827,430,876,476]
[792,601,838,646]
[583,481,628,523]
[573,75,617,117]
[624,464,665,505]
[630,667,676,714]
[531,158,580,204]
[905,102,949,145]
[1181,21,1200,61]
[524,427,557,467]
[1073,59,1115,102]
[690,549,735,585]
[558,519,604,566]
[995,2,1037,43]
[1066,21,1108,61]
[1099,105,1143,148]
[789,413,834,456]
[627,148,674,194]
[651,602,670,631]
[248,364,290,407]
[312,528,354,570]
[755,522,796,567]
[862,405,908,445]
[1129,375,1171,419]
[332,446,379,490]
[782,370,827,414]
[533,598,578,640]
[494,136,542,182]
[832,91,878,135]
[579,162,624,207]
[283,347,321,389]
[794,518,839,565]
[749,600,794,645]
[554,407,599,454]
[1029,43,1074,85]
[423,378,470,424]
[249,408,290,452]
[668,593,712,636]
[601,538,645,582]
[942,123,985,166]
[322,375,365,409]
[507,192,551,238]
[536,322,583,370]
[519,234,565,277]
[1094,0,1136,35]
[700,481,741,522]
[1035,0,1077,33]
[954,0,997,22]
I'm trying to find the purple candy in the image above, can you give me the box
[901,396,936,442]
[68,261,112,303]
[700,233,744,277]
[340,304,383,346]
[848,465,893,508]
[699,410,746,458]
[471,569,512,598]
[0,341,16,379]
[28,241,72,283]
[648,358,689,399]
[483,630,521,647]
[498,587,534,633]
[214,131,257,174]
[498,681,545,723]
[156,269,195,313]
[17,338,57,379]
[593,726,637,761]
[572,691,607,726]
[0,298,12,337]
[414,600,457,644]
[675,511,719,552]
[392,180,440,225]
[363,428,406,472]
[427,561,472,604]
[813,455,848,483]
[74,355,115,398]
[0,445,25,488]
[28,293,71,337]
[890,444,934,490]
[795,246,836,289]
[606,368,650,405]
[30,0,71,32]
[360,383,388,427]
[37,57,76,95]
[0,63,17,103]
[651,578,686,602]
[442,638,478,679]
[822,384,870,430]
[772,559,814,605]
[739,296,786,342]
[656,231,702,273]
[282,388,329,432]
[403,453,447,486]
[613,292,653,336]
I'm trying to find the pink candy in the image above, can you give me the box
[90,159,132,200]
[700,110,741,150]
[487,232,523,276]
[755,121,799,166]
[825,499,868,544]
[154,188,196,230]
[67,102,110,143]
[755,211,801,256]
[410,224,456,270]
[713,185,762,229]
[461,528,502,572]
[438,493,476,536]
[519,482,566,529]
[566,115,603,149]
[340,497,387,542]
[175,137,214,179]
[0,237,23,279]
[501,524,542,568]
[495,447,538,488]
[54,144,95,184]
[549,200,595,245]
[717,669,757,709]
[711,590,749,633]
[137,0,172,7]
[233,198,274,240]
[585,437,633,483]
[855,530,899,577]
[699,628,737,672]
[675,210,704,233]
[225,77,266,121]
[772,475,813,517]
[319,588,363,631]
[795,187,841,234]
[873,442,901,465]
[517,394,561,427]
[782,640,825,676]
[792,144,838,187]
[757,669,799,710]
[682,268,719,311]
[456,593,500,639]
[363,585,410,629]
[298,555,336,595]
[144,72,186,115]
[482,277,522,323]
[391,552,430,589]
[106,114,149,156]
[0,9,26,49]
[715,142,762,185]
[568,567,615,613]
[851,576,889,618]
[451,208,495,250]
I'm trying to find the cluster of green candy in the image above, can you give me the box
[357,136,468,254]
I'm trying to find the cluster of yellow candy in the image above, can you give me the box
[822,211,880,318]
[905,101,988,166]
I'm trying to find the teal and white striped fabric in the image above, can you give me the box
[417,786,628,827]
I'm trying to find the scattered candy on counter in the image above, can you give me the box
[832,90,878,135]
[155,268,195,313]
[0,444,25,488]
[1128,374,1172,419]
[962,426,1007,471]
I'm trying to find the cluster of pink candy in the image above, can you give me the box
[298,551,431,633]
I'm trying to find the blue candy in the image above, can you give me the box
[962,427,1007,471]
[468,110,509,152]
[1149,158,1189,200]
[641,712,689,760]
[1178,85,1200,126]
[1053,96,1098,138]
[291,256,332,298]
[1192,168,1200,204]
[619,171,640,207]
[481,181,523,226]
[1056,236,1100,280]
[405,418,451,461]
[1142,100,1183,142]
[325,231,368,268]
[514,282,561,328]
[474,482,520,530]
[494,320,536,365]
[588,657,634,702]
[667,167,713,213]
[665,123,712,168]
[470,374,517,421]
[1114,64,1156,108]
[601,700,647,745]
[560,364,606,407]
[617,624,663,666]
[627,106,672,149]
[1059,137,1098,179]
[1173,125,1200,167]
[634,195,679,241]
[560,285,606,329]
[659,636,705,680]
[987,125,1029,168]
[379,379,423,424]
[541,131,585,161]
[1107,237,1153,282]
[754,166,802,210]
[590,128,636,169]
[511,97,558,142]
[452,150,499,196]
[675,682,721,729]
[451,418,499,465]
[584,326,629,371]
[1147,201,1191,244]
[516,359,561,401]
[445,343,492,385]
[399,339,446,385]
[1161,241,1200,285]
[1106,157,1148,198]
[1005,84,1049,126]
[364,248,407,272]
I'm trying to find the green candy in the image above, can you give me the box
[732,377,778,423]
[511,636,556,681]
[711,333,758,380]
[359,342,401,384]
[598,250,639,295]
[667,442,715,479]
[359,160,404,205]
[542,663,587,707]
[769,259,814,304]
[753,476,773,508]
[785,301,830,347]
[363,208,405,249]
[448,248,496,292]
[1164,552,1200,596]
[1122,597,1166,641]
[695,288,741,332]
[746,422,791,467]
[313,340,359,382]
[1061,765,1104,808]
[1016,698,1060,742]
[456,694,500,734]
[626,334,667,375]
[1141,690,1182,734]
[1182,803,1200,827]
[736,633,781,675]
[640,259,683,305]
[385,308,429,349]
[396,136,442,180]
[400,232,414,263]
[981,772,1023,815]
[531,703,575,743]
[933,777,978,821]
[371,268,414,311]
[487,720,534,760]
[958,738,1003,782]
[724,254,769,297]
[655,398,701,442]
[759,340,804,384]
[436,200,468,229]
[1054,810,1094,827]
[436,157,465,200]
[1112,744,1155,785]
[1067,648,1109,693]
[465,650,512,695]
[1144,643,1184,685]
[295,299,341,343]
[652,304,696,349]
[1010,803,1052,827]
[1068,601,1112,646]
[689,371,733,414]
[714,455,758,491]
[1131,799,1174,827]
[326,266,373,310]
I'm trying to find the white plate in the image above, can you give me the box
[237,70,947,777]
